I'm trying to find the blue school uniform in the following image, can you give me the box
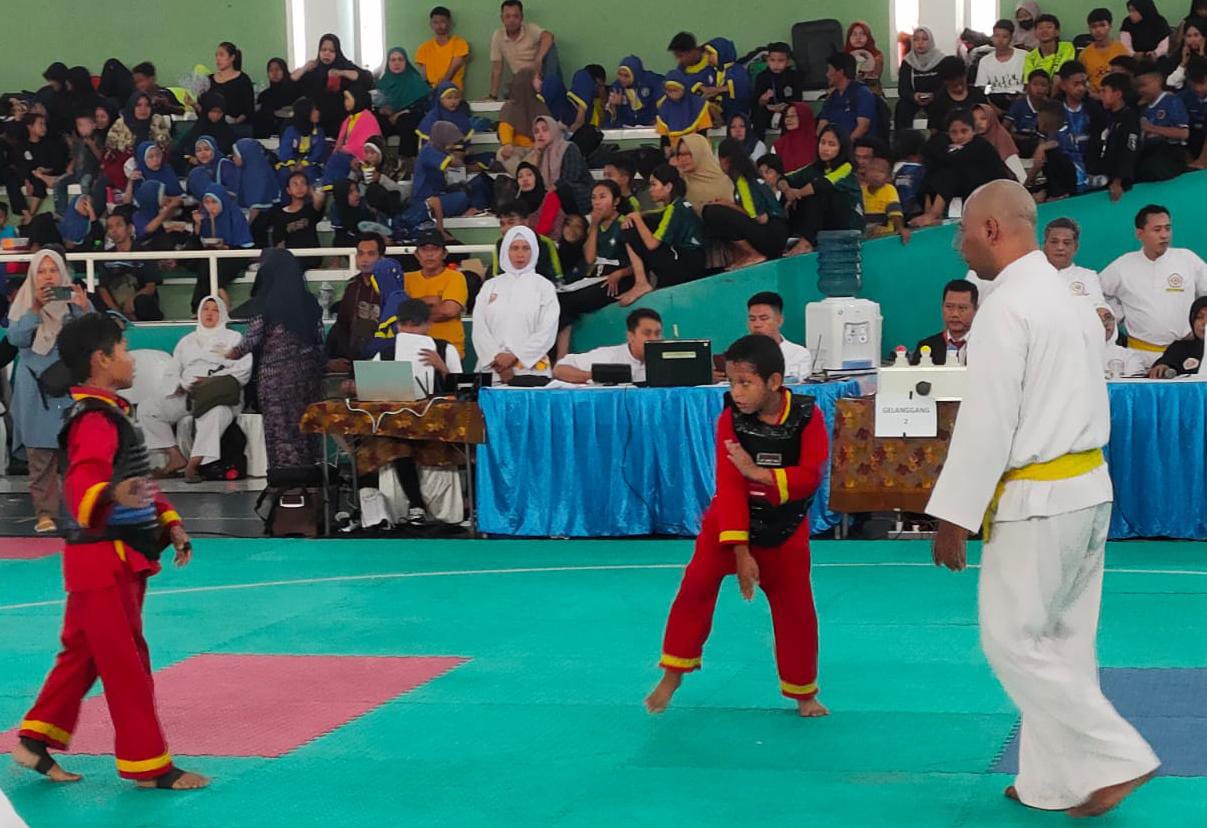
[1054,125,1089,191]
[656,69,711,140]
[611,56,663,127]
[1062,102,1093,158]
[1006,97,1041,136]
[231,138,281,209]
[1143,92,1190,146]
[135,141,182,197]
[277,124,329,185]
[541,71,577,127]
[677,54,716,96]
[199,184,254,249]
[416,83,490,141]
[705,38,752,119]
[893,161,926,218]
[567,68,605,126]
[56,196,92,246]
[132,180,166,239]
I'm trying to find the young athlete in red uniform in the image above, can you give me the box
[12,314,210,791]
[646,334,830,717]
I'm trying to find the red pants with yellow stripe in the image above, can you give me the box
[18,564,174,780]
[659,510,819,699]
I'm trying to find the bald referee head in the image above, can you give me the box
[958,179,1039,282]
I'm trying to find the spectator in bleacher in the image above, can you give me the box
[1025,102,1085,198]
[1109,53,1139,76]
[779,125,863,254]
[608,56,663,127]
[417,82,485,142]
[57,195,102,252]
[667,32,716,94]
[910,110,1013,228]
[1081,9,1133,95]
[554,308,661,383]
[1149,296,1207,377]
[97,58,135,109]
[554,180,633,356]
[1042,217,1106,305]
[1134,61,1190,181]
[862,157,909,244]
[756,153,786,200]
[704,38,752,121]
[174,92,237,172]
[131,62,184,117]
[565,64,610,132]
[534,114,594,215]
[1183,57,1207,165]
[895,27,945,131]
[292,33,374,138]
[976,20,1028,107]
[771,102,817,172]
[1098,305,1146,377]
[1121,0,1171,61]
[515,161,564,239]
[493,202,562,282]
[891,130,927,220]
[95,210,163,321]
[753,42,803,136]
[253,57,300,139]
[276,98,329,186]
[473,225,559,381]
[7,248,90,533]
[846,21,885,94]
[329,179,378,246]
[973,104,1026,182]
[403,120,488,242]
[193,184,254,310]
[142,295,252,482]
[1058,62,1101,162]
[1090,73,1141,201]
[130,180,182,243]
[927,56,989,133]
[325,232,384,371]
[32,62,69,135]
[186,137,236,199]
[704,138,788,269]
[1005,69,1051,156]
[818,52,878,141]
[203,42,254,138]
[602,156,649,213]
[727,113,767,163]
[404,229,468,358]
[360,141,408,216]
[656,69,712,147]
[1099,204,1207,369]
[270,172,323,268]
[674,133,733,215]
[557,214,588,280]
[375,47,430,158]
[230,138,282,228]
[227,248,324,468]
[416,6,470,90]
[1013,1,1042,50]
[131,141,182,200]
[322,85,382,188]
[496,68,549,172]
[1171,1,1207,53]
[489,0,557,100]
[2,111,65,225]
[1022,14,1076,80]
[743,291,813,378]
[52,112,103,218]
[1167,18,1207,88]
[910,279,977,366]
[614,164,705,305]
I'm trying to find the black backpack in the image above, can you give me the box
[197,422,248,481]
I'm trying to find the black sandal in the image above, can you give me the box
[18,736,56,775]
[147,768,186,789]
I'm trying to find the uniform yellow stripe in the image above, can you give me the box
[777,390,792,424]
[736,177,757,218]
[114,539,127,562]
[653,204,675,241]
[1127,335,1166,353]
[115,752,172,773]
[20,719,71,745]
[773,468,789,503]
[780,680,818,696]
[77,482,108,528]
[660,654,702,669]
[159,510,181,526]
[718,530,748,543]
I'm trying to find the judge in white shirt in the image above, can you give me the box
[746,291,813,379]
[1099,204,1207,369]
[1042,217,1105,305]
[553,308,661,384]
[472,225,560,382]
[929,180,1159,818]
[1097,305,1147,378]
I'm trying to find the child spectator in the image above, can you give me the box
[862,156,909,243]
[375,47,430,158]
[1109,54,1139,76]
[756,153,786,203]
[656,70,712,147]
[1014,1,1042,49]
[230,138,282,214]
[1025,101,1086,198]
[778,125,863,254]
[845,21,885,94]
[253,57,301,139]
[602,156,650,213]
[270,172,323,269]
[976,19,1028,107]
[667,32,716,94]
[53,112,103,217]
[703,138,789,269]
[1135,61,1190,180]
[771,102,817,173]
[360,141,408,217]
[896,27,945,130]
[2,112,65,224]
[615,164,706,305]
[566,64,610,132]
[973,103,1027,182]
[608,56,663,127]
[704,38,752,120]
[1121,0,1172,61]
[416,82,485,143]
[276,98,329,186]
[321,84,382,188]
[928,56,989,132]
[1182,57,1207,165]
[1005,69,1052,155]
[1023,14,1077,80]
[753,42,803,136]
[1081,9,1133,94]
[1088,72,1141,200]
[129,141,183,206]
[414,6,470,89]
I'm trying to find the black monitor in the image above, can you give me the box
[644,340,712,387]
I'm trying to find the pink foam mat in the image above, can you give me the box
[0,537,61,559]
[7,653,467,758]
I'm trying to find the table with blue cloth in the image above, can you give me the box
[474,380,861,538]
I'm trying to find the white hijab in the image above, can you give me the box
[499,225,540,279]
[8,249,74,355]
[193,294,232,348]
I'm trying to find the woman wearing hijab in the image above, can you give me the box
[227,249,325,468]
[1122,0,1173,59]
[534,114,595,215]
[608,55,663,127]
[656,69,712,146]
[8,248,91,533]
[57,194,101,251]
[1013,1,1043,50]
[106,91,170,155]
[141,295,253,482]
[254,57,301,139]
[516,161,564,239]
[174,91,237,172]
[98,58,135,108]
[194,184,255,310]
[131,180,186,244]
[1167,16,1207,87]
[317,84,382,190]
[846,21,885,94]
[909,109,1014,228]
[704,138,789,268]
[1150,296,1207,377]
[973,104,1027,182]
[727,113,767,162]
[230,137,281,211]
[673,133,734,215]
[778,124,864,254]
[497,68,551,174]
[291,33,374,137]
[133,140,183,197]
[615,163,707,306]
[895,27,946,131]
[416,82,487,142]
[772,102,818,172]
[472,225,560,382]
[375,47,430,157]
[396,120,485,241]
[277,98,329,186]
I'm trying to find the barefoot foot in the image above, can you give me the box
[644,671,683,714]
[137,769,211,791]
[617,282,654,307]
[796,697,829,717]
[786,240,814,257]
[1067,770,1156,818]
[12,740,82,783]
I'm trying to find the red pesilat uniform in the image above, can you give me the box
[18,387,182,781]
[657,389,828,699]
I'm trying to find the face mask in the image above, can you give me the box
[1019,19,1035,30]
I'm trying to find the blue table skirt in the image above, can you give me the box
[475,381,861,538]
[1107,380,1207,539]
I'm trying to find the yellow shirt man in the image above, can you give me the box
[415,36,470,90]
[1079,41,1131,93]
[404,267,469,356]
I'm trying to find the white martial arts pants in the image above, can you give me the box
[138,394,239,465]
[979,502,1160,810]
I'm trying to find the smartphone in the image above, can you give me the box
[50,286,74,301]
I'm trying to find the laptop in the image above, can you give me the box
[644,340,713,387]
[352,360,418,402]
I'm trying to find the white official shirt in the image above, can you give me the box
[1103,340,1147,379]
[378,331,463,397]
[927,250,1113,532]
[472,271,560,379]
[1055,264,1105,305]
[779,338,813,380]
[1098,247,1207,347]
[559,343,645,383]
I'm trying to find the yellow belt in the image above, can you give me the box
[1126,335,1166,353]
[982,448,1105,540]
